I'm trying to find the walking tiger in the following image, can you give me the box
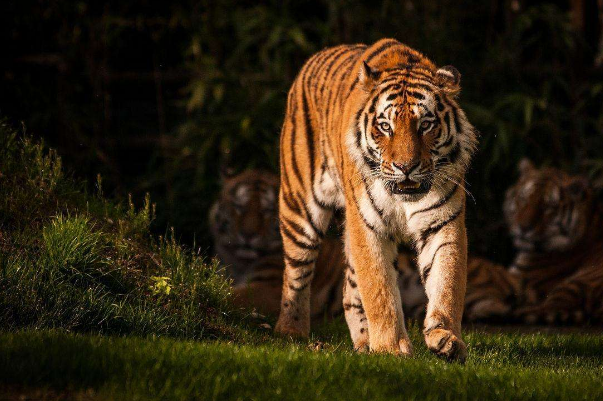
[274,39,478,360]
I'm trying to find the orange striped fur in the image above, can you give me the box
[504,160,603,325]
[276,39,478,360]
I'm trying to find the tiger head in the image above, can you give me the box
[504,159,593,253]
[352,43,478,201]
[209,170,281,282]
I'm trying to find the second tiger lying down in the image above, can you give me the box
[504,159,603,324]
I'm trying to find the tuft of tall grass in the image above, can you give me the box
[0,121,240,340]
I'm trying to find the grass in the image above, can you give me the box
[1,325,603,401]
[0,120,239,340]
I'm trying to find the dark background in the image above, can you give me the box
[2,0,602,263]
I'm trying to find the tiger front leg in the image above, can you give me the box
[417,212,468,362]
[345,211,413,356]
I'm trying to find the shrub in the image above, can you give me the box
[0,120,239,340]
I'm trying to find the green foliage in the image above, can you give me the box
[2,327,603,400]
[0,121,239,340]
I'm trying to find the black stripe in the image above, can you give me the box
[406,90,425,100]
[446,142,461,165]
[284,252,316,267]
[319,46,360,97]
[289,84,304,186]
[281,190,301,214]
[322,46,365,136]
[435,94,444,111]
[420,265,431,285]
[299,199,325,238]
[435,130,454,150]
[282,216,317,244]
[325,48,363,119]
[343,302,364,311]
[418,206,464,252]
[452,106,462,136]
[420,241,455,284]
[294,270,313,281]
[365,39,400,63]
[300,82,330,212]
[409,184,459,219]
[443,112,451,137]
[333,50,363,109]
[348,180,379,234]
[368,83,401,113]
[281,222,319,250]
[365,183,385,218]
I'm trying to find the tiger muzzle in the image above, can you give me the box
[389,178,431,195]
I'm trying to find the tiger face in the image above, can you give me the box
[209,170,281,282]
[355,60,476,201]
[504,159,592,253]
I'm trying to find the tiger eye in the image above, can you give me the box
[379,122,391,132]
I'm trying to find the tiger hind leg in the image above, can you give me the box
[343,264,369,352]
[275,194,333,338]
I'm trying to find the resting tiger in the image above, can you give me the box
[209,169,346,320]
[210,169,520,325]
[504,159,603,325]
[275,38,479,360]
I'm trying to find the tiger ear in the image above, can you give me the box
[359,61,380,89]
[436,65,461,95]
[518,158,535,175]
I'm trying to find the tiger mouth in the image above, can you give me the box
[390,179,431,195]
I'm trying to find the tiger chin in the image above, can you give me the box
[275,39,478,362]
[504,159,603,325]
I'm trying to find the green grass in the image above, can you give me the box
[2,325,603,401]
[0,120,240,340]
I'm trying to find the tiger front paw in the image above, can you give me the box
[424,328,467,363]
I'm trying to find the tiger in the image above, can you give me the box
[209,169,346,320]
[210,170,520,327]
[504,159,603,325]
[208,169,282,284]
[275,38,478,361]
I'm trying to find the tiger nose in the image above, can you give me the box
[392,160,420,175]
